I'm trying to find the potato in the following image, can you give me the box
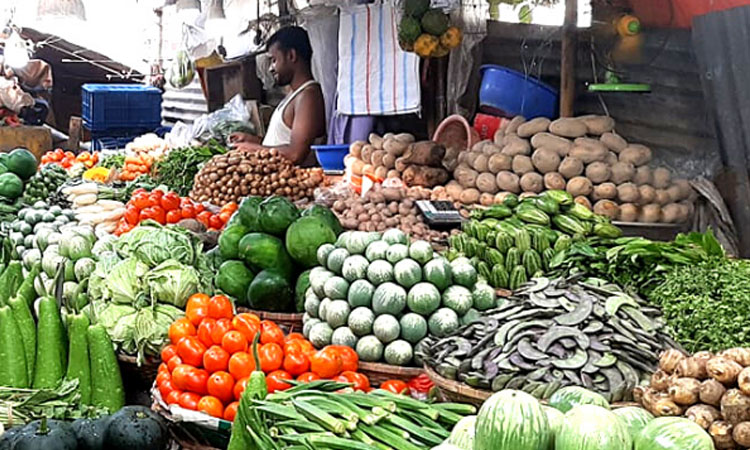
[350,140,366,158]
[569,144,608,164]
[387,169,400,179]
[501,136,531,157]
[686,405,721,429]
[483,143,502,155]
[650,369,671,391]
[701,379,728,407]
[659,348,686,374]
[505,116,526,135]
[454,165,478,188]
[669,377,701,405]
[600,132,628,153]
[610,161,636,184]
[580,115,615,135]
[566,176,593,197]
[719,348,750,367]
[678,202,692,222]
[593,200,619,219]
[605,151,618,166]
[721,389,750,425]
[632,166,652,186]
[362,163,375,178]
[531,132,572,155]
[374,165,388,180]
[445,181,463,201]
[544,172,566,190]
[638,184,657,205]
[517,117,551,138]
[592,182,617,200]
[361,144,374,164]
[478,192,494,206]
[471,154,489,172]
[585,161,611,183]
[520,172,544,193]
[639,204,662,223]
[619,144,653,166]
[709,420,735,449]
[488,153,512,173]
[382,153,396,169]
[732,422,750,447]
[512,155,534,175]
[671,178,692,201]
[395,133,415,144]
[531,148,561,174]
[659,203,681,223]
[476,172,499,194]
[575,137,609,153]
[370,150,385,167]
[652,167,671,189]
[383,138,409,156]
[666,184,683,203]
[471,140,491,153]
[549,117,587,138]
[574,196,592,210]
[559,157,584,179]
[352,159,365,176]
[493,127,505,146]
[369,133,384,149]
[459,188,481,205]
[617,182,640,203]
[618,203,639,221]
[496,171,521,193]
[654,189,671,205]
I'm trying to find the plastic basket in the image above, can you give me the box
[82,84,162,132]
[478,65,558,119]
[312,144,349,171]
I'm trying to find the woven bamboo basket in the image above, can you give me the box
[152,390,229,450]
[117,352,160,386]
[235,307,303,333]
[358,362,424,386]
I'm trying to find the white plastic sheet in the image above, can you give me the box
[447,0,487,117]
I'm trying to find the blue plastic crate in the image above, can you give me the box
[82,84,162,132]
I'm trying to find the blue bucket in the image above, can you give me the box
[478,65,558,119]
[312,144,349,171]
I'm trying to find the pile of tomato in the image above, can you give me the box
[114,188,237,235]
[155,294,370,421]
[41,149,99,170]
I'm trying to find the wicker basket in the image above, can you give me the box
[152,391,229,450]
[235,307,304,334]
[358,362,424,386]
[118,352,161,405]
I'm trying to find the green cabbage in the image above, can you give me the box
[92,234,117,258]
[87,252,122,301]
[145,259,202,308]
[115,221,200,268]
[107,257,149,305]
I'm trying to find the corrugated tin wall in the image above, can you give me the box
[479,22,720,178]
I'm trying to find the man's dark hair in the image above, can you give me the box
[267,26,313,64]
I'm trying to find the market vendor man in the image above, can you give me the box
[229,26,326,166]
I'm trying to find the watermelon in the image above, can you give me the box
[442,285,473,315]
[382,229,408,245]
[471,282,496,311]
[423,258,452,291]
[613,406,654,437]
[452,263,478,288]
[318,298,332,322]
[310,268,335,298]
[393,258,422,289]
[309,322,334,348]
[399,313,428,344]
[408,240,433,265]
[371,282,407,315]
[548,386,610,414]
[384,340,413,366]
[385,244,409,264]
[542,406,563,444]
[302,318,321,338]
[317,243,336,266]
[304,292,321,318]
[428,308,460,337]
[475,390,551,450]
[367,260,394,285]
[341,255,369,282]
[406,282,441,315]
[323,276,350,300]
[348,279,374,308]
[365,240,390,262]
[556,405,631,450]
[325,300,350,329]
[348,307,375,336]
[331,327,358,348]
[327,248,350,274]
[446,415,476,450]
[634,417,713,450]
[373,314,400,343]
[460,308,482,326]
[356,335,384,362]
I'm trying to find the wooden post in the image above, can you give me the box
[67,116,82,152]
[560,0,577,117]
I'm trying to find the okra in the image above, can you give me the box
[348,392,396,412]
[359,424,423,450]
[254,401,305,420]
[293,399,346,434]
[385,414,443,446]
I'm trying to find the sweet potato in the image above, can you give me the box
[454,164,478,188]
[549,117,587,138]
[531,147,561,174]
[566,176,593,197]
[593,200,619,219]
[580,115,615,135]
[496,171,521,193]
[520,172,544,193]
[574,196,592,210]
[605,151,618,166]
[517,117,551,138]
[369,133,384,149]
[384,138,409,156]
[531,132,573,156]
[618,203,639,222]
[488,153,512,173]
[619,144,653,166]
[361,144,374,164]
[654,189,671,206]
[476,172,499,194]
[639,204,662,223]
[569,144,608,164]
[652,167,672,189]
[512,155,534,175]
[459,188,481,205]
[600,132,628,153]
[585,161,611,184]
[400,141,446,167]
[617,182,640,203]
[610,161,636,184]
[480,193,495,206]
[559,157,584,179]
[501,135,532,157]
[350,141,366,158]
[701,379,728,407]
[544,172,566,190]
[637,184,657,205]
[505,116,526,135]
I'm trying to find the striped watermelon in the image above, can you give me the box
[548,386,610,413]
[555,405,631,450]
[613,406,653,437]
[634,417,713,450]
[474,390,551,450]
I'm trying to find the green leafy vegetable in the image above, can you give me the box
[151,142,227,196]
[145,259,202,308]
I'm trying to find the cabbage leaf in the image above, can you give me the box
[145,259,201,308]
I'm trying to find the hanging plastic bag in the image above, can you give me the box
[168,26,197,89]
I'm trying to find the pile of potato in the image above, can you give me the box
[639,348,750,448]
[445,115,695,223]
[346,133,454,188]
[190,148,324,206]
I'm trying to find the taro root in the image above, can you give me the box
[732,422,750,447]
[719,348,750,367]
[701,378,728,407]
[650,370,671,391]
[642,387,682,416]
[721,389,750,425]
[668,377,701,405]
[685,404,721,429]
[659,348,686,374]
[675,356,709,379]
[633,385,646,403]
[707,357,744,385]
[709,420,736,449]
[739,367,750,396]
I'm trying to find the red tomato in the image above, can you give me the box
[329,346,359,373]
[210,318,233,345]
[221,330,247,354]
[161,344,178,363]
[223,401,239,421]
[166,210,182,224]
[228,352,255,380]
[337,371,370,392]
[232,314,260,342]
[150,205,166,224]
[160,192,181,211]
[260,321,285,346]
[380,380,408,394]
[131,192,151,210]
[124,205,140,225]
[167,355,183,372]
[208,295,233,320]
[194,203,205,214]
[309,347,342,379]
[203,345,230,373]
[196,210,212,226]
[158,378,176,398]
[197,318,217,348]
[185,294,210,326]
[259,343,284,373]
[158,362,169,375]
[169,318,195,345]
[132,188,147,196]
[180,203,196,219]
[148,191,163,207]
[178,392,201,410]
[283,349,309,376]
[186,369,209,395]
[208,214,223,230]
[206,371,235,404]
[233,377,248,400]
[177,336,207,367]
[296,372,320,383]
[285,333,306,342]
[156,370,171,386]
[218,211,233,225]
[266,370,292,393]
[171,364,195,391]
[166,390,182,405]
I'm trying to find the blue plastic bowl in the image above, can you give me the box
[312,144,349,171]
[478,65,559,119]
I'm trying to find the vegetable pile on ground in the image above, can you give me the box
[638,347,750,448]
[436,387,714,450]
[449,189,621,289]
[302,228,496,367]
[216,196,342,313]
[40,149,98,173]
[0,148,38,221]
[157,295,371,422]
[229,378,473,449]
[21,163,68,206]
[421,276,679,402]
[190,148,324,206]
[150,141,227,196]
[447,114,696,224]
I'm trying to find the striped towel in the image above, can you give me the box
[337,2,421,116]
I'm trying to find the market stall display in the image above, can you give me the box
[0,148,38,222]
[398,0,463,58]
